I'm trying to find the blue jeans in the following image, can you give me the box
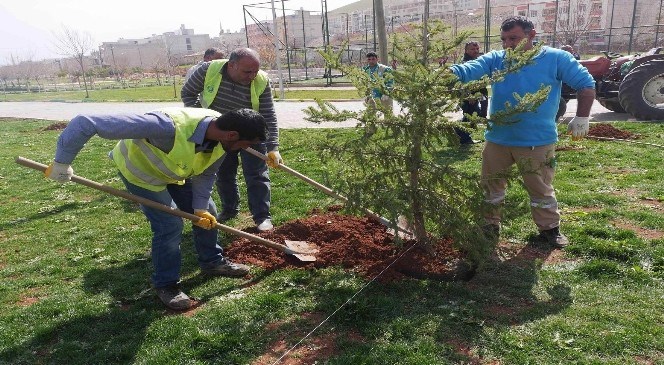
[120,174,225,288]
[216,143,271,224]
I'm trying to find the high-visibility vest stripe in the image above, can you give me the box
[116,140,168,186]
[131,139,183,180]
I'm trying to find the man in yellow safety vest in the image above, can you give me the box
[45,108,267,310]
[182,48,281,233]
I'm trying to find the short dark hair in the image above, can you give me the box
[366,51,378,58]
[465,41,479,49]
[500,16,534,33]
[204,48,222,58]
[214,109,267,142]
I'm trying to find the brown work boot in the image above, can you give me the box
[539,226,569,248]
[154,285,192,310]
[201,260,250,277]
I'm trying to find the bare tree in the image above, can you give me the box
[7,53,35,92]
[0,65,10,99]
[555,0,594,47]
[150,42,169,87]
[52,25,94,98]
[161,38,181,99]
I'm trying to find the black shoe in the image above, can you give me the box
[201,260,250,277]
[217,211,238,223]
[539,226,569,248]
[154,285,192,310]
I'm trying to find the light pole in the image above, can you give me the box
[655,0,663,46]
[607,0,616,51]
[553,0,559,47]
[137,47,143,68]
[110,45,118,81]
[453,0,458,37]
[484,0,491,54]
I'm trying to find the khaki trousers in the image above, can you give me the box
[364,96,393,115]
[481,141,560,230]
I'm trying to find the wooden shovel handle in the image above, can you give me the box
[245,147,348,202]
[15,156,301,254]
[245,147,394,227]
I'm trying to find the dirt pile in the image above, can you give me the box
[588,123,638,139]
[42,122,68,131]
[225,209,474,282]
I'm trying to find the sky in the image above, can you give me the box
[0,0,358,65]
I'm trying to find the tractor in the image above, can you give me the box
[560,47,664,121]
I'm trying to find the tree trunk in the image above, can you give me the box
[408,116,431,254]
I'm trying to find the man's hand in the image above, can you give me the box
[45,161,73,183]
[567,116,590,140]
[194,210,217,230]
[266,151,283,168]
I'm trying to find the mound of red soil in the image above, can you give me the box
[588,123,638,139]
[225,209,475,282]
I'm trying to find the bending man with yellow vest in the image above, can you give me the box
[45,108,267,310]
[182,47,281,232]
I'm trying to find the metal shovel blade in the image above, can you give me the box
[285,240,318,262]
[386,215,415,240]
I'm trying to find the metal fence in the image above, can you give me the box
[240,0,662,84]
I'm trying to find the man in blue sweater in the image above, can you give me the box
[450,16,596,248]
[363,51,394,114]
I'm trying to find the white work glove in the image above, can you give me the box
[567,116,590,140]
[266,150,283,168]
[44,161,74,183]
[193,210,217,230]
[380,95,390,102]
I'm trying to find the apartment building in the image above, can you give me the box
[98,24,214,70]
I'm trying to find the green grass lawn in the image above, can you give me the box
[0,85,360,102]
[1,119,663,364]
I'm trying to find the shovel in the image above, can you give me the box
[15,156,317,262]
[245,147,413,238]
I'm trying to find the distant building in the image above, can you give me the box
[216,28,246,55]
[98,24,215,71]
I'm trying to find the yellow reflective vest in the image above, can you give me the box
[201,59,269,111]
[112,108,224,191]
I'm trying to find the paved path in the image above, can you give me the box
[0,99,629,128]
[0,101,364,128]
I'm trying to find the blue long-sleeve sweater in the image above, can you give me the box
[450,46,594,146]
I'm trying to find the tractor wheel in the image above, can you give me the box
[618,58,664,120]
[598,98,626,113]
